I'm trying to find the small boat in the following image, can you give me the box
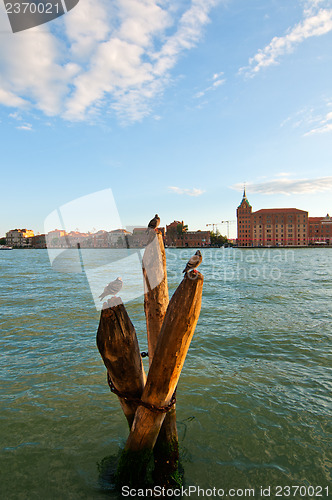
[0,245,13,250]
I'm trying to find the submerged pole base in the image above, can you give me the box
[115,446,182,491]
[115,448,152,488]
[152,408,181,488]
[152,442,182,488]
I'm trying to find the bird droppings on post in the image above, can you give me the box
[96,217,204,490]
[102,296,123,310]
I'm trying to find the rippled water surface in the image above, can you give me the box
[1,248,331,499]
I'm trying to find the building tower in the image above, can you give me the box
[236,188,252,246]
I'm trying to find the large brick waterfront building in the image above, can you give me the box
[237,190,309,247]
[308,214,332,245]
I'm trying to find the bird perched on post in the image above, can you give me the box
[148,214,160,231]
[99,277,123,300]
[183,250,202,274]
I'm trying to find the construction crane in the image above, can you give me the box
[206,223,220,233]
[220,220,236,239]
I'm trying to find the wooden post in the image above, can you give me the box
[142,232,180,486]
[142,232,169,357]
[96,297,146,428]
[116,271,203,486]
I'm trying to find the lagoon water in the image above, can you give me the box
[1,248,331,499]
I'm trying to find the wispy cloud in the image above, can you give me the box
[302,0,329,16]
[0,87,26,108]
[275,172,292,177]
[195,71,226,98]
[9,111,22,120]
[169,186,205,196]
[281,100,332,135]
[0,0,221,123]
[304,110,332,135]
[240,5,332,77]
[231,175,332,195]
[16,123,33,131]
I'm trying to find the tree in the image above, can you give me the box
[210,230,228,247]
[176,223,188,235]
[0,237,6,245]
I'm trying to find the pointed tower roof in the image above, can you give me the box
[237,186,251,209]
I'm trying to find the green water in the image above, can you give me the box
[1,248,331,499]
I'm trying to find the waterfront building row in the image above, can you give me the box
[5,223,209,249]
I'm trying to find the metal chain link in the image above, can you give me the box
[107,373,176,414]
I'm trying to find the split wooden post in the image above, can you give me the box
[142,232,169,357]
[142,232,180,485]
[116,271,203,486]
[96,297,146,428]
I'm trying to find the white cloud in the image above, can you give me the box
[0,4,80,117]
[152,0,219,77]
[305,122,332,135]
[0,0,221,123]
[195,71,225,98]
[302,0,329,16]
[16,123,33,131]
[275,172,292,177]
[169,186,205,196]
[304,109,332,135]
[64,0,112,59]
[9,111,23,120]
[240,7,332,77]
[231,176,332,195]
[281,100,332,135]
[0,87,27,108]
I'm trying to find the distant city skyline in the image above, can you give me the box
[1,189,331,240]
[1,1,332,239]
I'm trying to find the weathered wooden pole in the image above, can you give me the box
[96,297,146,428]
[116,270,203,486]
[142,232,180,485]
[143,232,169,357]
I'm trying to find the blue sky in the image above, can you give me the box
[1,0,332,239]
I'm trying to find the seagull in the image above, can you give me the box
[99,277,123,301]
[183,250,202,274]
[148,214,160,231]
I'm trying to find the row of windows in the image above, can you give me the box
[253,238,307,242]
[252,229,306,233]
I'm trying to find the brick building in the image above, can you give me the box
[237,190,308,247]
[166,221,210,247]
[308,214,332,245]
[31,234,46,248]
[236,191,253,247]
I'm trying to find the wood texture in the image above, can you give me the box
[125,270,203,452]
[142,232,180,484]
[142,232,169,358]
[96,298,146,427]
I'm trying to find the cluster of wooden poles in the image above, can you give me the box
[96,232,204,488]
